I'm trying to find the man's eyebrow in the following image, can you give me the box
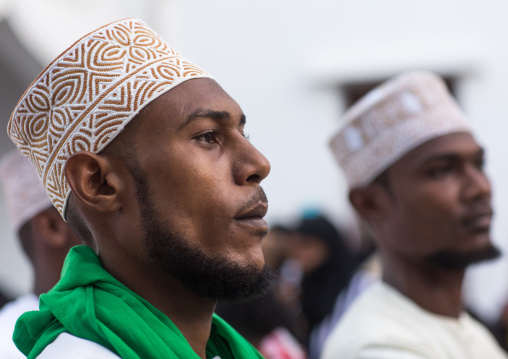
[422,147,485,164]
[178,108,246,130]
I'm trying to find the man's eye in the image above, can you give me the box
[196,131,219,144]
[428,165,453,178]
[474,158,485,170]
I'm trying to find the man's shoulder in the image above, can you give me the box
[322,282,508,359]
[321,282,437,359]
[37,333,120,359]
[330,281,416,331]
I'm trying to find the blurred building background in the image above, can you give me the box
[0,0,507,322]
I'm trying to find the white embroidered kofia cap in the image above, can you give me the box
[8,18,213,218]
[329,71,472,188]
[0,150,52,232]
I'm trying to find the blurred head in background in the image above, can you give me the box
[330,71,499,277]
[0,150,80,296]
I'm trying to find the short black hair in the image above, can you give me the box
[65,195,92,246]
[18,218,35,262]
[371,167,391,193]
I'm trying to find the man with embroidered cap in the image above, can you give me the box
[8,18,272,358]
[322,71,507,359]
[0,149,80,359]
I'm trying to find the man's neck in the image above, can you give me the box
[382,255,465,318]
[145,276,217,359]
[33,252,63,296]
[103,260,216,359]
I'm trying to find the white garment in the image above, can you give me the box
[309,269,378,359]
[0,294,38,358]
[37,333,223,359]
[0,296,217,358]
[37,333,120,358]
[322,281,508,359]
[0,294,118,359]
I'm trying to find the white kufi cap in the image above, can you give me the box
[8,18,214,218]
[329,71,472,188]
[0,150,52,232]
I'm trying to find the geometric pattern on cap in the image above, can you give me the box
[8,18,213,217]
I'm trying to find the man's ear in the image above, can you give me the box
[349,185,391,224]
[30,208,71,247]
[64,151,122,215]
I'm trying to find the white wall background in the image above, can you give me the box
[1,0,508,322]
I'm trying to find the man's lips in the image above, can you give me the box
[234,187,269,232]
[461,210,493,233]
[235,202,268,221]
[234,202,268,234]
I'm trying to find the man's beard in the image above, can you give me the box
[133,168,275,301]
[425,244,501,270]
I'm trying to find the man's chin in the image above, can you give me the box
[176,260,277,302]
[134,167,275,302]
[425,243,501,270]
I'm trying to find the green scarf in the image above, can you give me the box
[13,245,264,359]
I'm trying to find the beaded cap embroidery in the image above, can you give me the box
[8,18,213,217]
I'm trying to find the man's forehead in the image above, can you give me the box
[394,132,482,169]
[144,79,244,131]
[152,78,239,113]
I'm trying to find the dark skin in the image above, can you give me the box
[22,207,81,296]
[64,78,270,358]
[350,132,492,318]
